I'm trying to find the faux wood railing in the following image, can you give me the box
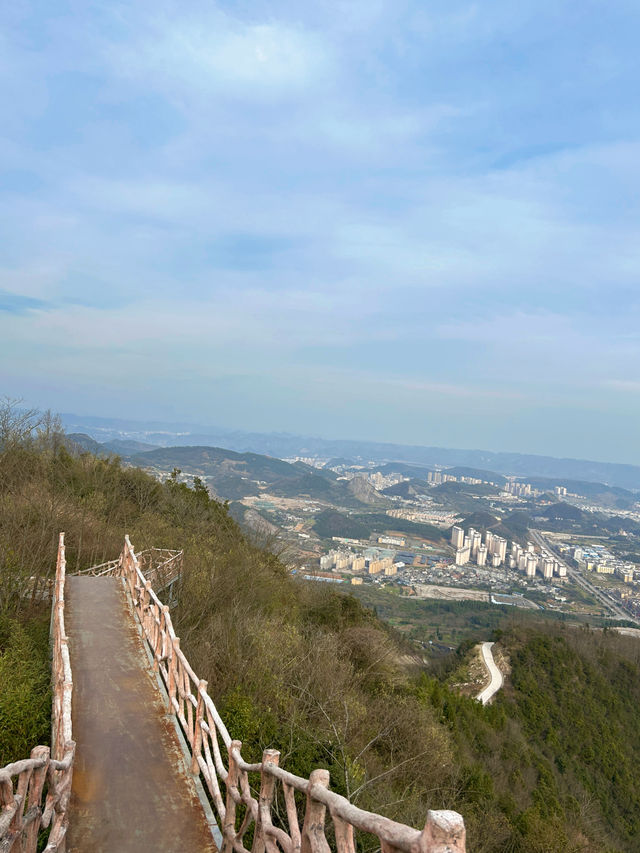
[0,534,75,853]
[78,545,183,592]
[120,535,466,853]
[136,546,183,592]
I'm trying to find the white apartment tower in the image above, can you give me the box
[526,554,537,577]
[455,544,471,566]
[451,526,465,548]
[470,531,482,558]
[485,531,495,555]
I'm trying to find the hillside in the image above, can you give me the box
[524,477,637,508]
[381,478,431,499]
[65,432,104,454]
[457,510,531,545]
[535,503,640,537]
[347,474,388,505]
[444,466,507,486]
[4,409,640,851]
[102,438,159,453]
[130,444,304,479]
[313,509,371,540]
[129,445,372,505]
[433,481,501,498]
[356,513,446,542]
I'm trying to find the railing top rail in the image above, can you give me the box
[74,558,120,575]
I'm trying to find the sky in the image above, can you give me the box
[2,1,640,463]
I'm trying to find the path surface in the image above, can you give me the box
[477,642,503,705]
[65,576,217,853]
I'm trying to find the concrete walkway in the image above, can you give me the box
[477,641,503,705]
[65,576,217,852]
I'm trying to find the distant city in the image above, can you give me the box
[61,414,640,625]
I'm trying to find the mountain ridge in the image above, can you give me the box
[60,413,640,490]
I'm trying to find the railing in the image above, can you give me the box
[74,556,120,576]
[0,534,75,853]
[120,535,466,853]
[77,546,183,592]
[136,547,183,592]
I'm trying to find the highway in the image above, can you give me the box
[529,529,638,625]
[477,642,503,705]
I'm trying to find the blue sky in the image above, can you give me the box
[2,0,640,462]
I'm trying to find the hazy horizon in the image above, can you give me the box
[56,408,640,470]
[3,2,640,462]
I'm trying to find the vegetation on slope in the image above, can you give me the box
[312,509,371,540]
[0,613,50,766]
[4,401,640,851]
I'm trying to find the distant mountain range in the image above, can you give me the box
[60,413,640,491]
[65,434,389,506]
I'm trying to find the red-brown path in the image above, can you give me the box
[65,576,217,852]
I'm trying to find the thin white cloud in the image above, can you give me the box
[105,7,333,101]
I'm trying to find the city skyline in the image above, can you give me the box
[2,2,640,462]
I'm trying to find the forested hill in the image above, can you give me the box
[4,411,640,851]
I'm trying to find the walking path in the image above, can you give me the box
[65,575,217,853]
[476,641,503,705]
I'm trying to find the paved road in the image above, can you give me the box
[66,576,217,853]
[477,642,503,705]
[529,529,638,624]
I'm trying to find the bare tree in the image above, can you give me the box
[0,397,46,446]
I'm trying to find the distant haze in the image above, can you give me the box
[61,413,640,491]
[2,2,640,462]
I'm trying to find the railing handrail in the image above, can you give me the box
[119,535,466,853]
[0,533,75,853]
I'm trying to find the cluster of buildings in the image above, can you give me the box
[451,526,567,580]
[319,550,397,575]
[284,456,327,468]
[367,471,406,490]
[321,550,365,571]
[387,507,460,527]
[378,535,405,547]
[452,526,508,568]
[572,545,636,583]
[427,471,498,486]
[512,542,566,579]
[502,482,566,499]
[503,481,533,497]
[427,471,458,485]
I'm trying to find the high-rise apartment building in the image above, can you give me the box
[455,544,471,565]
[494,536,507,563]
[451,526,465,548]
[470,531,482,558]
[485,531,495,555]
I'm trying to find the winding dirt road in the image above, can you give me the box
[477,641,503,705]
